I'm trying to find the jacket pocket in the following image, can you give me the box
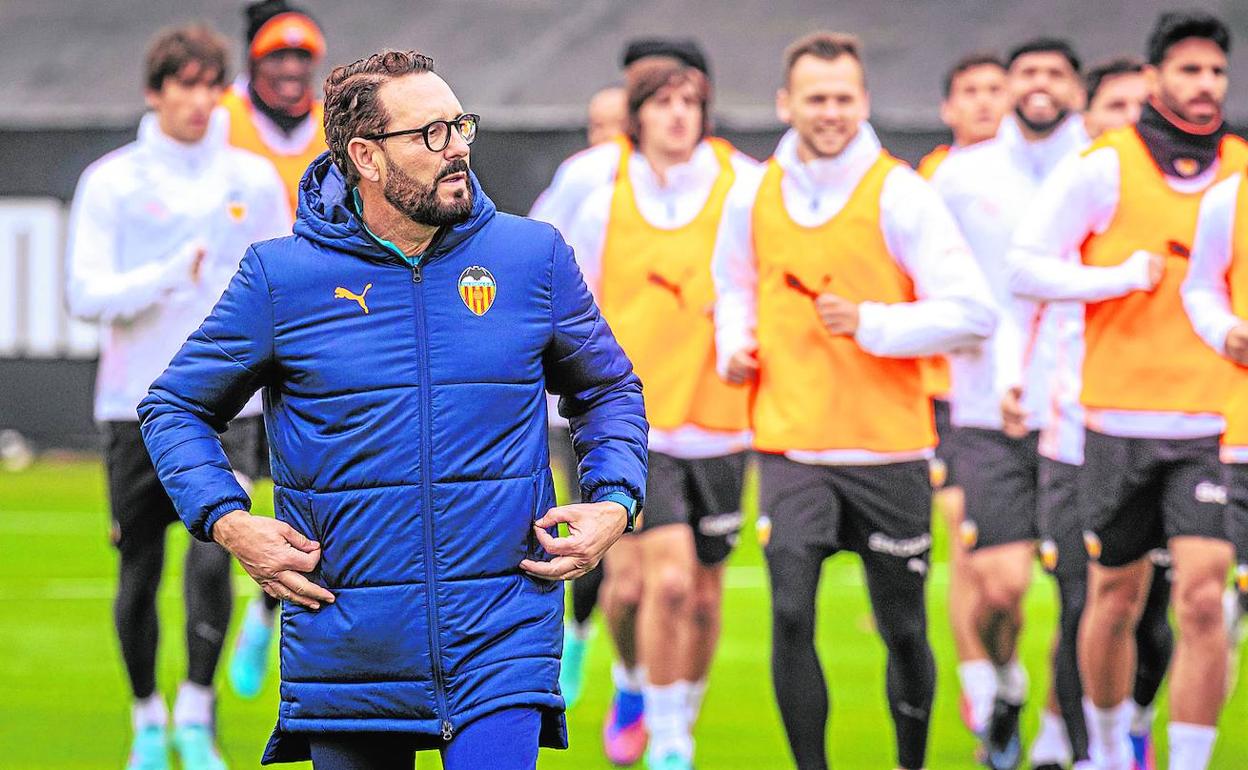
[527,468,560,592]
[526,471,542,561]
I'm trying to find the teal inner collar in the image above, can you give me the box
[351,187,416,265]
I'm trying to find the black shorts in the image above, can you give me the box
[104,417,262,553]
[954,427,1039,550]
[1223,463,1248,577]
[757,453,932,565]
[1036,457,1083,577]
[1080,431,1228,568]
[638,450,747,566]
[932,398,960,489]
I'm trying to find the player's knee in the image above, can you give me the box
[877,608,928,657]
[649,563,693,612]
[771,592,815,641]
[604,566,643,611]
[1173,577,1226,638]
[186,546,231,589]
[980,574,1027,612]
[690,580,721,628]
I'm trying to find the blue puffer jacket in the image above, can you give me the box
[138,153,648,763]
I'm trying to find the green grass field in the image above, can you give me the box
[3,459,1247,769]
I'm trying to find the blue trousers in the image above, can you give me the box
[308,708,541,770]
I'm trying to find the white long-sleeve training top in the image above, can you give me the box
[1183,173,1247,459]
[529,139,627,431]
[712,123,997,466]
[67,110,292,422]
[1006,137,1225,440]
[529,140,626,237]
[564,139,760,459]
[930,114,1089,433]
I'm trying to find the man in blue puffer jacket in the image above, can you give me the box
[138,49,648,769]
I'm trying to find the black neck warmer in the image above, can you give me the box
[248,79,309,136]
[1136,98,1227,179]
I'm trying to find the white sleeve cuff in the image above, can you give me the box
[852,301,887,355]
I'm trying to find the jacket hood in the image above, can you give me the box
[294,151,497,263]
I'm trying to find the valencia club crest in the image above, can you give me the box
[458,265,497,316]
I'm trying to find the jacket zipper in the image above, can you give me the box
[410,259,454,741]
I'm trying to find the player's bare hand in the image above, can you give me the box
[816,293,860,336]
[1146,251,1165,289]
[1228,322,1248,366]
[1001,385,1029,439]
[520,501,629,581]
[189,246,206,284]
[212,509,334,610]
[725,347,759,384]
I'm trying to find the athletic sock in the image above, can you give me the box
[995,660,1028,705]
[1029,708,1072,765]
[1129,700,1155,738]
[611,662,645,725]
[643,681,693,760]
[685,678,708,726]
[245,595,275,629]
[132,694,168,731]
[173,681,215,728]
[1168,723,1216,770]
[957,659,997,733]
[1086,698,1132,770]
[568,618,592,642]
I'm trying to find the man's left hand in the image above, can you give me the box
[520,501,629,581]
[815,293,859,336]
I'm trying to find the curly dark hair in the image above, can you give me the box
[322,50,435,185]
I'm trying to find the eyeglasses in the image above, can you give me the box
[362,113,480,152]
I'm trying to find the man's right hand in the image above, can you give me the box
[1228,322,1248,366]
[1138,250,1163,289]
[212,510,335,610]
[725,347,759,385]
[1001,385,1029,439]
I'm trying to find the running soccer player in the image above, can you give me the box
[1008,12,1245,769]
[220,0,327,213]
[565,56,756,770]
[930,37,1088,768]
[714,32,996,770]
[529,38,714,754]
[220,0,329,700]
[65,24,290,770]
[543,80,628,712]
[916,52,1008,177]
[529,38,711,233]
[587,85,628,146]
[1008,55,1174,770]
[1183,118,1248,709]
[915,51,1009,738]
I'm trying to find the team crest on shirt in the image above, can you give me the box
[1174,157,1200,178]
[227,202,247,222]
[458,266,497,316]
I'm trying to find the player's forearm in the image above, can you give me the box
[854,297,996,358]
